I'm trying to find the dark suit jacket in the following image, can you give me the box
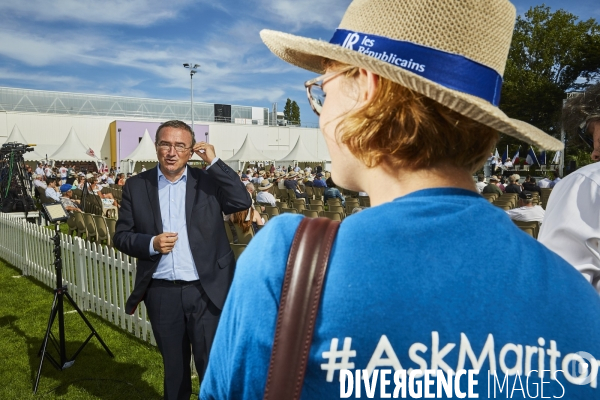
[114,160,251,314]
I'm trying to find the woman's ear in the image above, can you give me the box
[357,68,379,103]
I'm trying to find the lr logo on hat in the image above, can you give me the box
[341,32,360,49]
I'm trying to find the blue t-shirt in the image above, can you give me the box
[201,188,600,399]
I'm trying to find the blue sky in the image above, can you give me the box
[0,0,598,128]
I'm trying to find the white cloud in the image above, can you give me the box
[0,0,195,26]
[258,0,350,31]
[0,68,84,87]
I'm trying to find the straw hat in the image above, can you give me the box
[258,180,274,191]
[260,0,563,151]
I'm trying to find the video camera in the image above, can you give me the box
[0,142,35,154]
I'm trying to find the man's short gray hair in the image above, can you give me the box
[246,183,255,192]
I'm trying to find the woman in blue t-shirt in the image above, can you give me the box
[201,1,600,399]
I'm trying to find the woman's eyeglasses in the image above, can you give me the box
[304,67,354,116]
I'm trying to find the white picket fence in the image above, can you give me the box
[0,213,155,345]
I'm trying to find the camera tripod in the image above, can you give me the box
[34,222,114,393]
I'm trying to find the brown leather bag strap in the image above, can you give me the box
[264,217,341,400]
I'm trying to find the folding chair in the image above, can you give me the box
[359,196,371,207]
[265,206,280,219]
[329,205,345,218]
[224,221,234,243]
[301,210,319,218]
[66,212,78,236]
[282,208,298,214]
[105,217,117,244]
[93,214,110,246]
[513,220,540,239]
[232,223,254,245]
[230,244,247,261]
[323,211,343,221]
[74,211,87,238]
[81,212,98,242]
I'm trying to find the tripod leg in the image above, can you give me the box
[34,292,59,394]
[37,293,59,356]
[64,291,114,358]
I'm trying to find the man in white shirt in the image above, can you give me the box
[506,191,545,223]
[33,174,47,189]
[59,164,68,184]
[35,163,44,176]
[45,179,61,202]
[141,164,147,172]
[504,159,513,169]
[539,115,600,292]
[538,176,552,188]
[256,180,276,206]
[475,174,486,192]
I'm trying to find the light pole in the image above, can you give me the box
[183,63,200,132]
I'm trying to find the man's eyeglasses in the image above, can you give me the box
[156,143,192,153]
[304,66,355,116]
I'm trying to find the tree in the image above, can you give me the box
[498,5,600,155]
[283,98,301,125]
[283,98,293,124]
[290,100,301,126]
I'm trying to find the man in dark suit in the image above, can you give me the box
[114,120,251,400]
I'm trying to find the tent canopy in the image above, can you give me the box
[122,130,157,162]
[225,135,272,171]
[5,125,44,161]
[49,127,99,163]
[121,129,158,174]
[278,135,323,163]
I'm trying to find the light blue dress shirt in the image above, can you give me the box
[149,159,219,281]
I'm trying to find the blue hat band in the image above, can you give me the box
[329,29,503,106]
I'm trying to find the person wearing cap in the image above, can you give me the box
[505,191,545,223]
[240,173,250,186]
[482,175,502,196]
[539,96,600,293]
[59,184,81,213]
[201,1,600,399]
[256,180,276,207]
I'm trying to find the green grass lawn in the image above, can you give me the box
[0,258,199,399]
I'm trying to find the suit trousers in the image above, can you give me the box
[145,279,221,400]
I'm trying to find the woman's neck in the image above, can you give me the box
[360,164,478,207]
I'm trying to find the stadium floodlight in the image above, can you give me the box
[183,63,201,132]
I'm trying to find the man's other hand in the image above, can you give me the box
[153,232,178,254]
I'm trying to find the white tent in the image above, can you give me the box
[278,135,325,166]
[5,125,44,161]
[49,127,100,167]
[121,129,158,173]
[224,134,272,171]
